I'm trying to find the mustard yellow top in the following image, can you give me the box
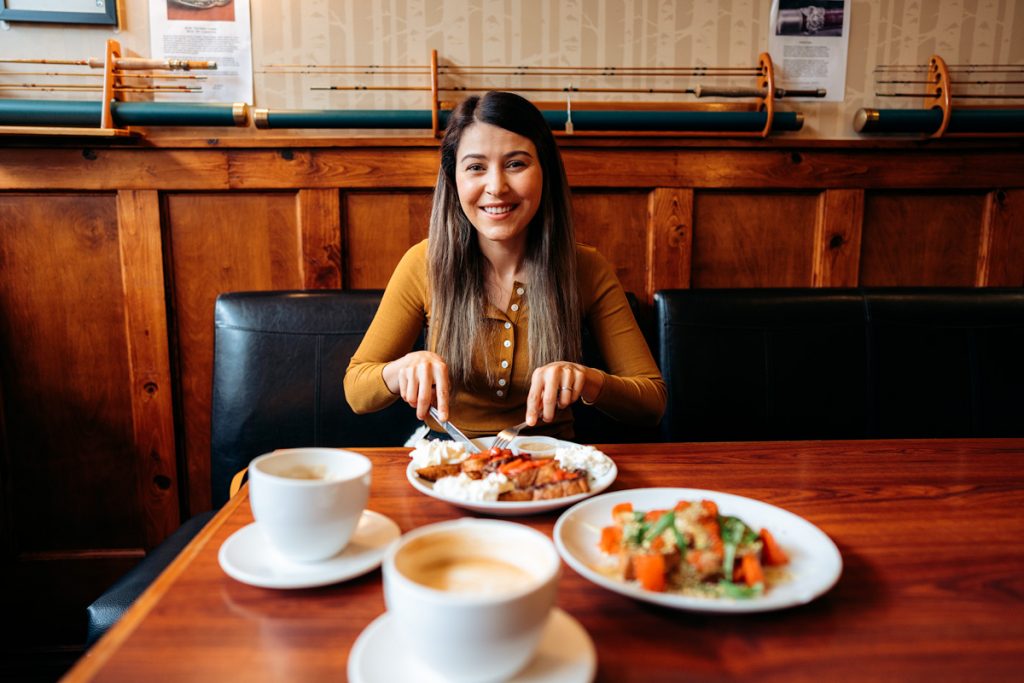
[344,240,666,438]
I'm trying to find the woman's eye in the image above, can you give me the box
[465,163,485,172]
[506,160,527,169]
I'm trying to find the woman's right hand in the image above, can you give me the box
[382,351,450,421]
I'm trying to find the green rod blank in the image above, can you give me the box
[854,107,1024,134]
[0,99,243,127]
[261,108,803,132]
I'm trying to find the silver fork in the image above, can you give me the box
[492,420,530,450]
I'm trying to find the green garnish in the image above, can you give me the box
[644,511,676,543]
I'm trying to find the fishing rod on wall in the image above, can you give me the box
[254,49,822,137]
[0,39,247,136]
[855,54,1024,137]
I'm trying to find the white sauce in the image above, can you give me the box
[409,439,470,468]
[432,472,513,502]
[554,444,612,478]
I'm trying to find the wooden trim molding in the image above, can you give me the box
[117,190,180,546]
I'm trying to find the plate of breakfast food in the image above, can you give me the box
[553,487,842,612]
[406,436,617,516]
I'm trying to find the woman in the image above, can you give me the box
[344,91,665,439]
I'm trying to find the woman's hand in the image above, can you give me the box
[382,351,450,421]
[525,362,604,425]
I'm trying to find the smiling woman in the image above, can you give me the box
[343,91,666,440]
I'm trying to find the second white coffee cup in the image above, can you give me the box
[383,518,560,683]
[248,448,371,563]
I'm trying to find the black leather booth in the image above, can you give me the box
[655,288,1024,441]
[209,290,421,506]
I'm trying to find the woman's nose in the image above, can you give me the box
[485,169,507,196]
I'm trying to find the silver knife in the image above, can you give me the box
[428,406,481,453]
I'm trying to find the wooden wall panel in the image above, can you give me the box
[691,191,821,287]
[297,189,343,289]
[117,190,180,546]
[646,188,695,296]
[977,189,1024,286]
[344,192,432,288]
[572,192,650,300]
[812,189,865,287]
[0,193,147,649]
[165,193,305,512]
[860,192,987,286]
[562,147,1024,189]
[0,194,140,549]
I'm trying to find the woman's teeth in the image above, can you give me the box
[482,205,514,215]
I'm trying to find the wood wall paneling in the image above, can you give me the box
[0,149,231,191]
[812,189,865,287]
[344,192,432,289]
[976,189,1024,287]
[572,192,651,301]
[297,189,343,289]
[226,148,440,189]
[860,192,987,286]
[562,148,1024,190]
[691,191,821,287]
[165,192,305,513]
[0,193,147,649]
[646,188,695,297]
[117,191,180,546]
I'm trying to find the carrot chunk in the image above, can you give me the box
[611,502,633,518]
[739,553,764,586]
[633,553,667,592]
[599,526,622,554]
[759,528,789,566]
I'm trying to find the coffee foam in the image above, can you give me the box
[394,529,549,594]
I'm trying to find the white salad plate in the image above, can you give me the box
[553,487,842,613]
[218,510,401,589]
[348,607,596,683]
[406,437,617,516]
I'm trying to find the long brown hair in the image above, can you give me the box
[427,91,582,388]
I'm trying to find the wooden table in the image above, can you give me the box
[64,439,1024,682]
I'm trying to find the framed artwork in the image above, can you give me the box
[0,0,119,25]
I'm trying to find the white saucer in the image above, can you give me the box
[348,607,596,683]
[218,510,400,589]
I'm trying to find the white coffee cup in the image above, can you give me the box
[383,519,560,683]
[248,448,371,563]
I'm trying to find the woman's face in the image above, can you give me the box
[454,121,544,251]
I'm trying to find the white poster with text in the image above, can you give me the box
[769,1,851,102]
[149,0,253,104]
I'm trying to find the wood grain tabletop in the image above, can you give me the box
[63,439,1024,682]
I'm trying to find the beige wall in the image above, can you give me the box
[1,0,1021,138]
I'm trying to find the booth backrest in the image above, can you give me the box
[210,290,421,506]
[655,288,1024,441]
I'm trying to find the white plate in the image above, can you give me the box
[553,487,842,613]
[348,607,596,683]
[406,438,617,516]
[218,510,400,589]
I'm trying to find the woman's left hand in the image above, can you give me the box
[525,361,604,425]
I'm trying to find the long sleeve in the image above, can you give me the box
[344,241,430,414]
[578,245,667,426]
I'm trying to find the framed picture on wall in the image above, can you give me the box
[0,0,119,25]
